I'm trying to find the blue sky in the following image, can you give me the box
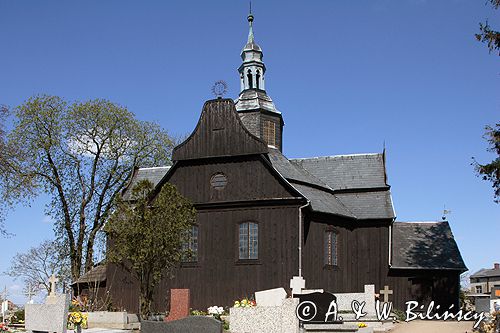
[0,1,498,304]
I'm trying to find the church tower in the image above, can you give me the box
[235,11,284,151]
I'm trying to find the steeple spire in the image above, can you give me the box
[247,3,254,43]
[235,7,284,151]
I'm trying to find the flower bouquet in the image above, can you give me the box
[67,311,88,333]
[233,298,256,308]
[207,305,229,330]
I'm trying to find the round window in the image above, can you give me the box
[210,173,227,190]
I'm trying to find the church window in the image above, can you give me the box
[324,229,338,266]
[263,120,276,147]
[256,70,261,89]
[210,173,227,190]
[182,225,199,262]
[239,222,258,260]
[247,69,253,89]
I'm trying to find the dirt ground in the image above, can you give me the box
[390,320,475,333]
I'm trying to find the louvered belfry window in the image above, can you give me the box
[263,120,276,147]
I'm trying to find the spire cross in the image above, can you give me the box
[48,275,59,296]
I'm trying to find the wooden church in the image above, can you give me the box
[75,12,467,313]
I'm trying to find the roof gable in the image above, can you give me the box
[172,98,268,161]
[392,221,467,271]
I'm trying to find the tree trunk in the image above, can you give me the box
[84,237,95,273]
[139,292,153,320]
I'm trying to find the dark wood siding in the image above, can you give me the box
[107,205,301,312]
[302,219,461,311]
[168,156,297,204]
[157,205,300,310]
[172,99,268,161]
[302,220,391,295]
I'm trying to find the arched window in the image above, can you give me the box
[239,222,258,260]
[256,70,261,89]
[182,225,199,262]
[247,69,253,89]
[324,229,338,266]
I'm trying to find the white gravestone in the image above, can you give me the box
[25,276,70,333]
[255,287,287,307]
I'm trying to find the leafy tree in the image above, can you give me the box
[0,106,6,236]
[2,95,174,280]
[105,180,196,319]
[473,123,500,203]
[475,0,500,54]
[6,240,71,295]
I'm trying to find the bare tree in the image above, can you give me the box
[6,240,71,295]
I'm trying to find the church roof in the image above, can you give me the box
[335,191,395,220]
[122,166,171,200]
[268,148,395,220]
[291,183,355,218]
[391,221,467,271]
[235,87,280,114]
[291,154,388,191]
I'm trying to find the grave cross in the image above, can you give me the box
[48,275,59,296]
[379,285,393,303]
[25,284,36,302]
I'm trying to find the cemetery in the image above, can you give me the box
[6,273,400,333]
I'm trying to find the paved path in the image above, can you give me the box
[390,320,474,333]
[82,328,133,333]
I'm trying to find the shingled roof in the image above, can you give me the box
[72,264,107,285]
[391,222,467,271]
[122,166,171,200]
[268,148,395,220]
[291,153,388,191]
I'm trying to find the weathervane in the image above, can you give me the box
[212,80,228,98]
[442,205,452,220]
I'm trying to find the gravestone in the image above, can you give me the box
[25,275,70,333]
[297,291,340,323]
[142,316,222,333]
[165,289,190,322]
[230,297,299,333]
[26,294,70,333]
[255,287,287,307]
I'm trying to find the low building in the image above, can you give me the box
[470,263,500,295]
